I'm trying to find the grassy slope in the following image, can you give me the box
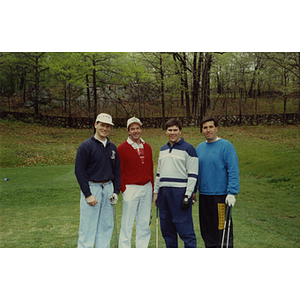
[0,120,299,247]
[224,127,300,247]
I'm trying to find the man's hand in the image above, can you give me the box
[181,195,191,210]
[225,194,236,207]
[110,193,118,205]
[153,193,158,206]
[86,195,98,206]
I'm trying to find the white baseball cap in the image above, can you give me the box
[127,117,142,130]
[95,113,114,126]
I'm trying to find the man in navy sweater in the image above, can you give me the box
[75,113,121,248]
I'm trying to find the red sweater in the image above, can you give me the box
[118,141,154,193]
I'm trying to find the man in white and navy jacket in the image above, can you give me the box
[153,118,198,248]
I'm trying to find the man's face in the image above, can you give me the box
[94,122,111,140]
[202,120,218,143]
[128,123,142,143]
[166,125,181,145]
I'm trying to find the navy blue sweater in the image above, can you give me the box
[75,136,121,198]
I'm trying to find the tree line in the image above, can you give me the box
[1,52,299,126]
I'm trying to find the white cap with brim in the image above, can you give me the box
[127,117,142,130]
[95,113,114,126]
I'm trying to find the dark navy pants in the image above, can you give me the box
[157,187,197,248]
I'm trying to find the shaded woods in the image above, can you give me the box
[1,52,299,128]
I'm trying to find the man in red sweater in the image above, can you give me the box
[118,117,154,248]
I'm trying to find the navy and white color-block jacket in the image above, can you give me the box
[75,136,121,198]
[154,138,198,196]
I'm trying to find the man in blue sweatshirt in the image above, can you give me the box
[194,116,239,248]
[75,113,121,248]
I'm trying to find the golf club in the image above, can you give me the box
[113,205,118,248]
[156,205,159,248]
[221,205,228,248]
[226,206,232,248]
[221,205,229,248]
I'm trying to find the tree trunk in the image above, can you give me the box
[19,68,26,103]
[257,80,261,97]
[23,74,26,103]
[207,53,212,109]
[217,72,222,94]
[181,89,184,107]
[283,94,287,124]
[197,53,203,120]
[34,56,39,115]
[248,62,259,98]
[172,53,185,108]
[183,52,190,118]
[138,82,142,119]
[255,96,258,116]
[159,54,166,129]
[298,52,300,111]
[86,75,91,118]
[283,69,287,124]
[180,66,185,107]
[116,100,118,118]
[9,67,15,97]
[191,52,201,118]
[201,52,212,119]
[239,88,242,125]
[63,83,67,115]
[93,60,97,119]
[68,83,71,118]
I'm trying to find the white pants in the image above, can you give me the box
[119,182,152,248]
[77,181,114,248]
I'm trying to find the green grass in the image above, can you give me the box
[0,165,79,247]
[0,119,299,247]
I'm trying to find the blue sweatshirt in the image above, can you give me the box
[75,136,121,198]
[196,138,239,195]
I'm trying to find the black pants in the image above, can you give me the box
[199,194,233,248]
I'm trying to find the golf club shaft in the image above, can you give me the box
[226,206,232,248]
[156,205,158,248]
[221,205,229,248]
[113,205,118,248]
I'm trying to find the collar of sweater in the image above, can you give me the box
[167,137,184,147]
[92,135,108,147]
[127,137,145,149]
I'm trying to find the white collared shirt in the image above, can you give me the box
[127,137,145,153]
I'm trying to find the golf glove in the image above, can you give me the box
[225,194,236,207]
[110,193,118,205]
[181,195,191,210]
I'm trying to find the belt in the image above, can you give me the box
[91,180,110,184]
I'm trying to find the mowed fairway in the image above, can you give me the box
[0,120,299,247]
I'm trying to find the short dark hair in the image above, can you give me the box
[165,118,182,130]
[200,116,218,132]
